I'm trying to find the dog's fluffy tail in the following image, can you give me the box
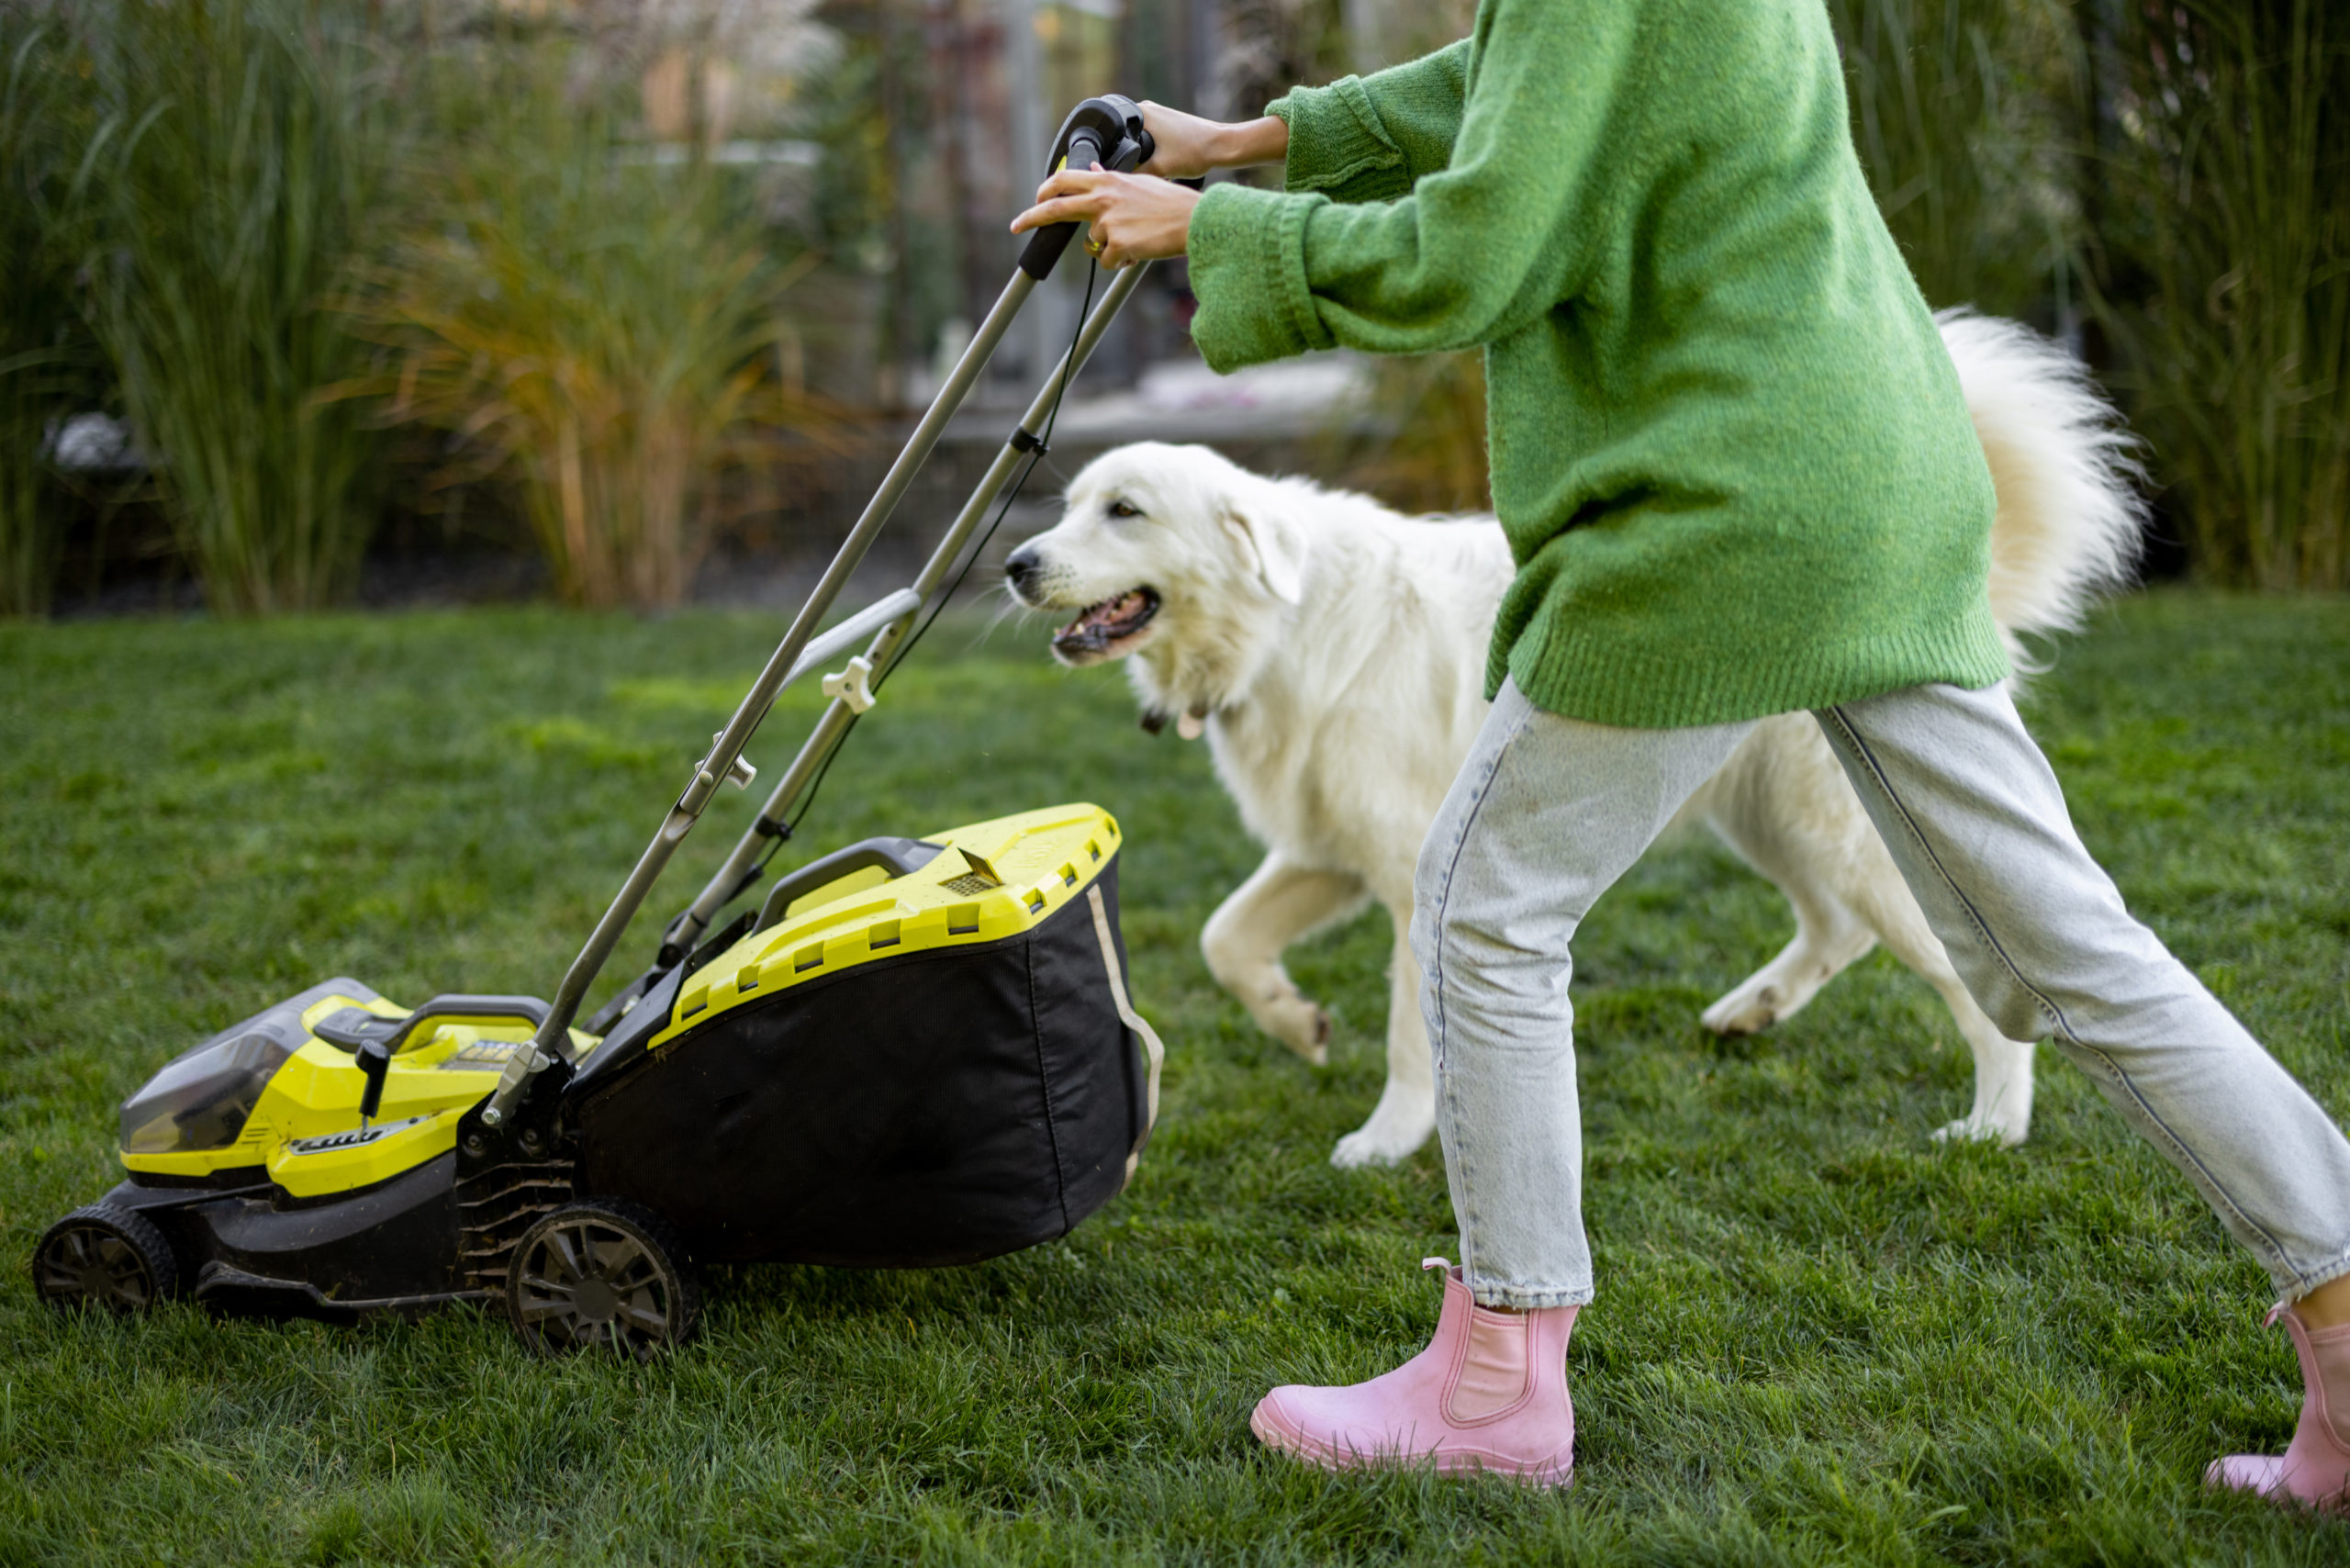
[1940,308,2146,669]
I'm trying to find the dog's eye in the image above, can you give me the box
[1106,499,1141,520]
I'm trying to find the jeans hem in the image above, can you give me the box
[2284,1247,2350,1304]
[1466,1281,1595,1311]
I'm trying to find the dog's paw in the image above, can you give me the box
[1261,999,1332,1067]
[1329,1096,1436,1168]
[1931,1113,2028,1148]
[1330,1126,1418,1168]
[1701,983,1780,1036]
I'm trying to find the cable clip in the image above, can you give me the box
[1009,427,1048,455]
[822,655,878,715]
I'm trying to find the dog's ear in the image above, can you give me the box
[1221,499,1306,605]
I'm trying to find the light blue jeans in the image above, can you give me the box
[1412,678,2350,1308]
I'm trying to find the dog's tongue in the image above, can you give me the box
[1061,590,1149,638]
[1055,590,1150,654]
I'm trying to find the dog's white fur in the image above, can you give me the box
[1008,312,2143,1166]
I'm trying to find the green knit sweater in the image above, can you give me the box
[1186,0,2009,727]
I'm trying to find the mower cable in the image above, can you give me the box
[760,255,1103,856]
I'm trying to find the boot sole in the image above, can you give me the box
[1249,1404,1575,1490]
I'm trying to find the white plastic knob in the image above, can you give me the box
[823,655,878,715]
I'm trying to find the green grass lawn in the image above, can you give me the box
[3,589,2346,1564]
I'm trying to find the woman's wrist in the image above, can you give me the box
[1212,116,1290,170]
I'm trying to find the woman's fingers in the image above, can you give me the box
[1033,165,1109,204]
[1010,164,1110,235]
[1090,176,1205,267]
[1008,167,1203,264]
[1009,195,1104,235]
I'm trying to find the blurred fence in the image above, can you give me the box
[1,0,2344,615]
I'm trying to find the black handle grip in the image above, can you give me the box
[356,1038,392,1123]
[1018,95,1154,281]
[1019,129,1105,280]
[755,835,946,932]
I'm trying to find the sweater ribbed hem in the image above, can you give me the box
[1270,78,1414,204]
[1496,601,2013,729]
[1188,184,1331,373]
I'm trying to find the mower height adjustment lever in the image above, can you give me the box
[355,1038,392,1127]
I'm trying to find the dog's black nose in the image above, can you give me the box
[1003,546,1042,597]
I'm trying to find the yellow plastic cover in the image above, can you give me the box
[647,802,1123,1051]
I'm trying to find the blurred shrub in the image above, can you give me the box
[1326,352,1490,515]
[349,47,833,609]
[1826,0,2080,319]
[0,15,92,617]
[73,0,394,615]
[2091,0,2348,589]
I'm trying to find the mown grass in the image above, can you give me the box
[2,589,2346,1565]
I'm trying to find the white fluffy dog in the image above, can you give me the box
[1005,313,2143,1167]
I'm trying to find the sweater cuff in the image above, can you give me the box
[1186,183,1334,373]
[1268,77,1412,204]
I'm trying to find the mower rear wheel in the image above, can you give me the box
[33,1204,176,1315]
[507,1198,699,1358]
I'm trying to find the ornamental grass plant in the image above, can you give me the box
[0,15,95,618]
[347,46,834,610]
[2091,0,2350,590]
[1825,0,2080,320]
[73,0,395,615]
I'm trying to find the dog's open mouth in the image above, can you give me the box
[1052,586,1159,659]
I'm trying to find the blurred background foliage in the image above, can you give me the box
[73,0,396,615]
[0,15,100,618]
[342,45,843,609]
[0,0,2343,614]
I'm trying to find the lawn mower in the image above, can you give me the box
[33,96,1170,1355]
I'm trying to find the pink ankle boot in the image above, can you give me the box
[2207,1305,2350,1513]
[1250,1258,1578,1486]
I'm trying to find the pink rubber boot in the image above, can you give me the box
[2207,1305,2350,1513]
[1250,1258,1579,1486]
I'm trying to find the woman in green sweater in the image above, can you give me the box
[1013,0,2350,1505]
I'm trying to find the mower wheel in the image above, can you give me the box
[507,1198,699,1358]
[33,1204,177,1315]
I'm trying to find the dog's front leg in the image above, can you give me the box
[1330,917,1438,1168]
[1201,854,1366,1066]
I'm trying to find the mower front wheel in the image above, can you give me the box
[34,1204,177,1316]
[506,1198,699,1358]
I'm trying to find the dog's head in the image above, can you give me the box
[1002,442,1308,689]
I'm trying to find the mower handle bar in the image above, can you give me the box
[1017,95,1154,280]
[482,103,1158,1128]
[655,260,1154,970]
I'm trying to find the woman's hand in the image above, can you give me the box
[1134,103,1288,178]
[1132,104,1287,179]
[1010,166,1203,268]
